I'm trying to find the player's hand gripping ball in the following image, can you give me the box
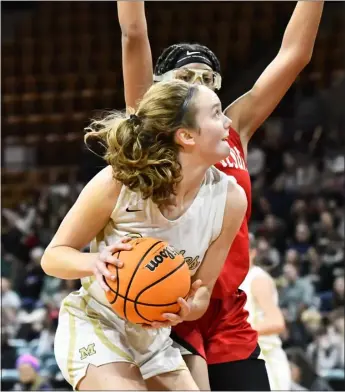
[102,237,191,324]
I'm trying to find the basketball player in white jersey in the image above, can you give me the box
[240,233,291,390]
[41,80,247,391]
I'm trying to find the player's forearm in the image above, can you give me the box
[117,1,147,38]
[280,1,324,62]
[117,1,152,109]
[41,246,97,280]
[255,318,286,336]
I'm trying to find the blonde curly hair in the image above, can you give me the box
[85,80,199,205]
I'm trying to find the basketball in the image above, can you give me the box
[104,237,191,324]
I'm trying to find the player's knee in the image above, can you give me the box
[146,368,200,391]
[184,355,210,391]
[78,363,147,391]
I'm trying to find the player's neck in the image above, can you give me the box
[172,159,208,208]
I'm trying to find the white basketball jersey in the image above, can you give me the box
[240,266,282,351]
[82,166,233,307]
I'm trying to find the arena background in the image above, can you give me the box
[1,1,344,390]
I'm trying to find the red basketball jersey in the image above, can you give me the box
[212,129,251,298]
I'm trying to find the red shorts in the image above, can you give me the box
[172,290,258,364]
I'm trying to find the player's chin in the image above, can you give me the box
[216,141,231,161]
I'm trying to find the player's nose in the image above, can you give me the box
[224,115,232,128]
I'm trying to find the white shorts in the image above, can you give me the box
[54,289,187,390]
[262,346,291,390]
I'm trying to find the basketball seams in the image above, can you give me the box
[134,259,190,322]
[106,288,180,306]
[123,240,164,320]
[103,238,190,324]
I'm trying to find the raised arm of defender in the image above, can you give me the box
[225,2,324,148]
[117,1,153,109]
[117,1,323,149]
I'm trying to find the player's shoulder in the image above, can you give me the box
[226,175,247,208]
[251,266,274,285]
[221,175,247,225]
[81,166,122,207]
[88,166,119,188]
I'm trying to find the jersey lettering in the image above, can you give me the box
[220,147,247,171]
[179,249,200,271]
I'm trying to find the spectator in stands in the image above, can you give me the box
[289,360,308,391]
[289,222,313,257]
[285,248,301,266]
[306,325,343,378]
[255,236,281,271]
[16,252,47,340]
[13,355,51,391]
[35,311,58,359]
[329,308,345,370]
[332,277,344,309]
[319,275,345,312]
[280,263,316,322]
[1,330,17,370]
[301,309,322,341]
[1,277,21,337]
[17,247,45,308]
[257,213,287,253]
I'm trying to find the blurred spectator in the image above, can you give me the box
[256,214,286,252]
[1,330,17,370]
[13,355,51,391]
[319,275,345,312]
[306,325,343,379]
[35,312,58,358]
[255,236,281,270]
[301,309,323,339]
[290,360,309,391]
[280,264,316,322]
[273,152,299,192]
[17,247,45,308]
[2,277,21,337]
[289,222,313,257]
[285,248,301,266]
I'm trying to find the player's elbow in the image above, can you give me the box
[121,22,148,40]
[41,247,56,277]
[280,47,312,71]
[296,51,312,69]
[275,318,286,334]
[272,313,286,334]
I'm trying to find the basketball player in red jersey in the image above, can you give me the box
[117,2,324,389]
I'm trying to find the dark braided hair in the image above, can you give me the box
[154,43,221,76]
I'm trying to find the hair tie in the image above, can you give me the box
[128,114,142,126]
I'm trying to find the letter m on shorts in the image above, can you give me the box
[79,343,96,360]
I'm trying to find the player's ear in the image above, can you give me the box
[175,127,196,147]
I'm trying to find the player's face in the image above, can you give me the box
[18,364,36,383]
[190,85,231,165]
[176,63,220,91]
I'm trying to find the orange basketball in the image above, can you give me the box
[104,237,191,324]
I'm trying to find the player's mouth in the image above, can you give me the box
[221,134,229,141]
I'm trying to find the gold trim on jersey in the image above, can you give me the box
[63,292,134,383]
[80,294,133,362]
[67,310,77,387]
[81,276,95,292]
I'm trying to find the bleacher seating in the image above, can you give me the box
[1,2,343,207]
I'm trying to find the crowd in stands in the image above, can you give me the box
[2,111,344,390]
